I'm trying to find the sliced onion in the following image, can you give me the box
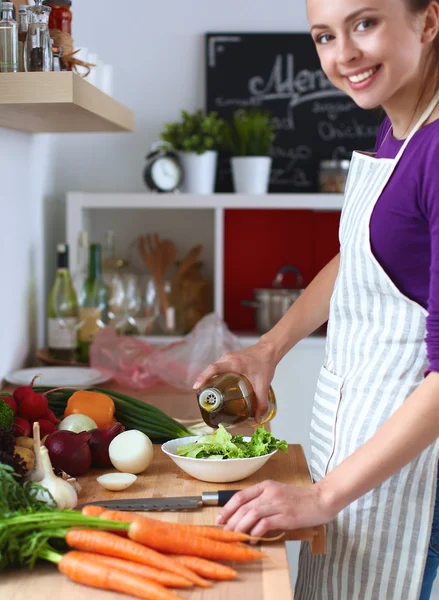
[97,473,137,491]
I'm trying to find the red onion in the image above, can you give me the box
[45,430,92,476]
[88,422,125,467]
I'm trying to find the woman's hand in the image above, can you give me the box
[193,339,277,418]
[216,480,336,538]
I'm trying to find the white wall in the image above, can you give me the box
[0,129,54,379]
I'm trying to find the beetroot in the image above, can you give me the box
[19,393,48,421]
[13,416,31,437]
[41,407,61,425]
[36,418,57,438]
[13,386,35,406]
[0,395,17,415]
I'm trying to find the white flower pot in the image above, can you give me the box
[231,156,272,194]
[178,150,217,194]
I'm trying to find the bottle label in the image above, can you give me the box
[79,308,103,342]
[48,318,78,349]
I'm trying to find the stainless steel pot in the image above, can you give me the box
[241,265,305,334]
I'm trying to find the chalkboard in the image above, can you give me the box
[205,33,382,193]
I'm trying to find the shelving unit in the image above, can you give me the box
[0,72,135,133]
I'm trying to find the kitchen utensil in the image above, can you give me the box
[172,244,203,283]
[6,366,111,387]
[78,489,239,511]
[162,436,278,483]
[241,265,305,334]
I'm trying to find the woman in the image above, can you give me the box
[194,0,439,598]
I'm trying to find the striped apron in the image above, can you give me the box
[295,89,439,600]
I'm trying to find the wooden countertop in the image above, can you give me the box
[1,380,325,600]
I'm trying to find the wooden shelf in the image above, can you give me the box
[0,72,135,133]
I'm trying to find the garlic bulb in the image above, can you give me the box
[36,446,78,510]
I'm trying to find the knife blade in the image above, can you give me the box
[77,490,240,512]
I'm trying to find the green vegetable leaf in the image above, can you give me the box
[0,401,14,432]
[177,424,287,459]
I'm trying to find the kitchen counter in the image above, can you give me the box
[2,381,325,599]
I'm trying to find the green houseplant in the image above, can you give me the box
[225,109,275,157]
[160,110,226,194]
[161,109,226,155]
[225,109,276,195]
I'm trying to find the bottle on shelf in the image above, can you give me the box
[197,373,277,428]
[25,0,52,72]
[17,5,28,72]
[78,243,109,363]
[0,2,18,73]
[47,244,79,362]
[73,230,88,304]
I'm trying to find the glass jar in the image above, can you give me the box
[25,2,52,72]
[18,5,28,72]
[174,262,211,334]
[319,160,350,193]
[42,0,72,35]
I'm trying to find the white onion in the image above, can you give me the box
[109,430,153,474]
[58,414,98,433]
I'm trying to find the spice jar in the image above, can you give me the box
[25,1,52,72]
[42,0,72,35]
[174,262,211,334]
[319,160,350,193]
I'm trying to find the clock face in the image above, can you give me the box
[150,157,182,192]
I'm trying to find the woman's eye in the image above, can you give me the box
[356,19,375,32]
[316,33,334,45]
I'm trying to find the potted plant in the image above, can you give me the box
[225,109,275,194]
[160,109,226,194]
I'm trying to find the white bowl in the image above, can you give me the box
[161,436,278,483]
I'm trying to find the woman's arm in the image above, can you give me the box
[217,373,439,536]
[319,366,439,513]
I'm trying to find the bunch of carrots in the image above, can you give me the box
[38,505,276,600]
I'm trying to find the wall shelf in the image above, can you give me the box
[0,72,135,133]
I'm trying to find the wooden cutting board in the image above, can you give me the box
[2,444,325,600]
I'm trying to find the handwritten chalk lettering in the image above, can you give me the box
[318,119,380,141]
[271,145,313,162]
[248,54,343,108]
[312,100,356,121]
[215,96,263,108]
[271,115,295,131]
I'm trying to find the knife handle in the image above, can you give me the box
[217,490,240,506]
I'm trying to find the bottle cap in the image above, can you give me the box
[198,387,223,412]
[57,243,69,269]
[1,2,14,10]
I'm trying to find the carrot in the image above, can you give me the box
[173,555,237,580]
[65,530,211,588]
[100,509,272,543]
[76,552,193,588]
[58,550,181,600]
[129,518,266,562]
[81,505,106,517]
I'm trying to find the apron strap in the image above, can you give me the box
[395,89,439,161]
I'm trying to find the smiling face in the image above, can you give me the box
[307,0,436,113]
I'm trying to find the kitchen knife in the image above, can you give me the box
[77,490,240,512]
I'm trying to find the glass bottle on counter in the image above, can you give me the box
[73,230,88,304]
[0,2,18,73]
[47,244,79,362]
[25,0,52,72]
[197,373,277,428]
[78,243,109,363]
[17,5,28,72]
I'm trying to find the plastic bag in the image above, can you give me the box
[90,313,242,391]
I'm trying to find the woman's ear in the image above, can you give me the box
[422,1,439,43]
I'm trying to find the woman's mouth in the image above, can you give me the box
[345,65,382,90]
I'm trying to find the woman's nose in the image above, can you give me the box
[337,35,362,66]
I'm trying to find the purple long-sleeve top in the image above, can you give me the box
[370,115,439,373]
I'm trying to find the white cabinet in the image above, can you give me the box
[66,192,339,447]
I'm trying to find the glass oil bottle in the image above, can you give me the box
[0,2,18,73]
[197,373,277,428]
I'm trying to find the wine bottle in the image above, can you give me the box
[78,243,109,363]
[47,244,79,362]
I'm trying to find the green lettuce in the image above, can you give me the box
[177,424,288,459]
